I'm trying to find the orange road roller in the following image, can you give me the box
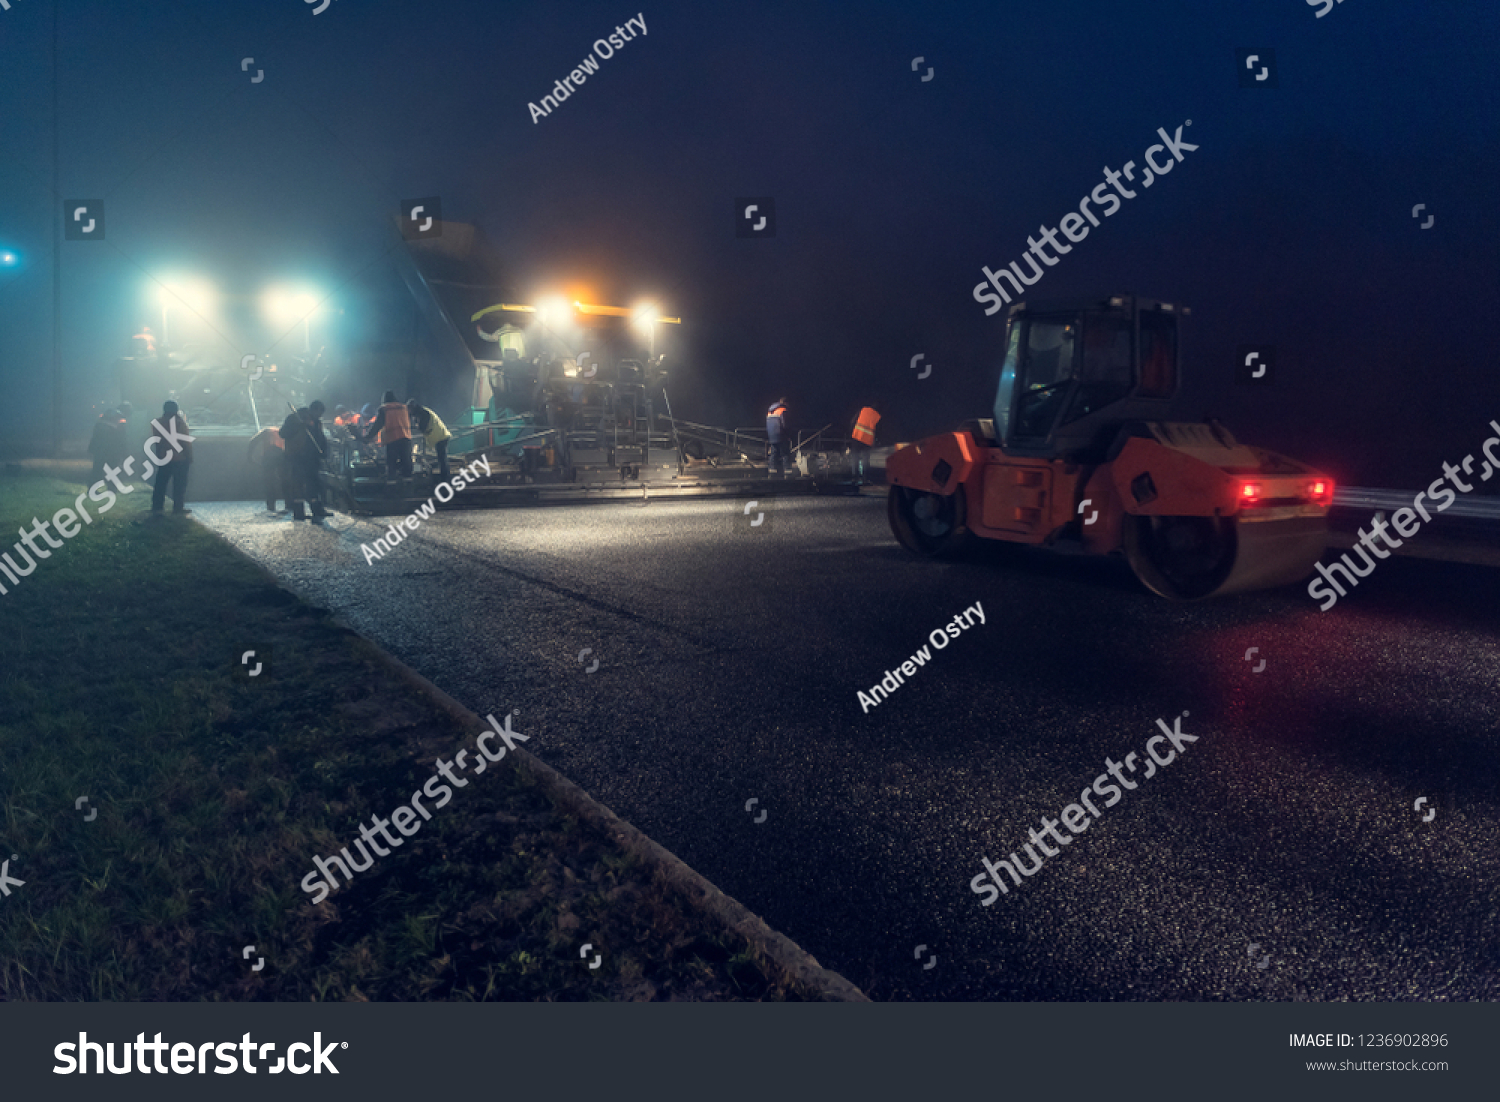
[887,295,1333,599]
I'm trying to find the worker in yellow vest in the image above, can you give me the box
[362,390,413,477]
[407,400,452,479]
[850,406,881,484]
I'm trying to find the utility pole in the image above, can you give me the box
[51,0,62,457]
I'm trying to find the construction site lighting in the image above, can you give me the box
[537,297,573,328]
[472,300,680,325]
[261,286,324,325]
[154,276,217,344]
[156,277,217,316]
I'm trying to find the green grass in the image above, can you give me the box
[0,464,808,1001]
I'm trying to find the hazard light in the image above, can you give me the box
[1307,478,1334,506]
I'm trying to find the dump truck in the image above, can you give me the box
[886,294,1333,599]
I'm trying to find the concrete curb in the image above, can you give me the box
[379,655,871,1003]
[197,514,870,1003]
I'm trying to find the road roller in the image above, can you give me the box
[886,294,1333,599]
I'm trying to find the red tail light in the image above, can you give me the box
[1239,482,1262,505]
[1307,478,1334,507]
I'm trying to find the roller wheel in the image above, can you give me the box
[888,485,972,557]
[1124,514,1236,600]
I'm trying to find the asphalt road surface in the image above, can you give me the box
[196,494,1500,1001]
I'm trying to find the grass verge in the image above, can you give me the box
[0,464,812,1000]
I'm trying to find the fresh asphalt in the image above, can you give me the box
[195,494,1500,1001]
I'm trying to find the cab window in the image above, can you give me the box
[1064,314,1133,422]
[992,323,1022,442]
[1138,313,1176,397]
[1014,318,1077,438]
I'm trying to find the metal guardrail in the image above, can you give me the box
[1334,486,1500,522]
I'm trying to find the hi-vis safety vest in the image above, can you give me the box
[417,407,451,445]
[766,404,788,441]
[377,402,411,444]
[852,407,880,446]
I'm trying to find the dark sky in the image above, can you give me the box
[2,0,1496,485]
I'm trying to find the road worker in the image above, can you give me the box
[247,424,290,515]
[407,399,452,479]
[849,405,881,483]
[766,397,789,478]
[362,390,413,477]
[281,401,330,522]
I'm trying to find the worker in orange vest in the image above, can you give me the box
[362,389,413,477]
[850,406,881,484]
[766,398,790,478]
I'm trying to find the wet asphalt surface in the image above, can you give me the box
[195,493,1500,1001]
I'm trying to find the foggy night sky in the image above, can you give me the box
[1,0,1496,487]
